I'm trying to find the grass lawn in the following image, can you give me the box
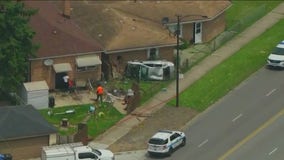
[107,79,170,105]
[39,103,124,137]
[226,1,281,28]
[168,19,284,111]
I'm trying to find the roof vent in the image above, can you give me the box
[52,30,57,35]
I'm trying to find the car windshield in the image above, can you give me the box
[149,138,168,145]
[272,47,284,55]
[92,149,102,156]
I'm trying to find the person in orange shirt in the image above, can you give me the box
[95,84,104,103]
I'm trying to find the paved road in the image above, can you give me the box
[145,67,284,160]
[225,108,284,160]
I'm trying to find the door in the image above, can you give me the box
[194,22,202,43]
[55,72,68,90]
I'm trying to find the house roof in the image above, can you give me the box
[0,105,57,141]
[24,1,103,59]
[57,0,231,52]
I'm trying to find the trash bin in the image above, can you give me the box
[61,118,69,127]
[49,96,55,108]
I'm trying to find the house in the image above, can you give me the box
[64,0,232,80]
[0,105,57,160]
[25,0,232,85]
[25,1,104,90]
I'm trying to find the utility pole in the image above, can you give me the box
[176,15,181,107]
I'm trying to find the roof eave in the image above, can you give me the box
[106,43,176,54]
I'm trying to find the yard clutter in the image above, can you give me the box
[41,142,114,160]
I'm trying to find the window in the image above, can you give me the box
[195,22,201,34]
[149,138,168,145]
[147,48,159,60]
[78,152,98,159]
[76,65,97,72]
[76,55,102,72]
[170,133,180,141]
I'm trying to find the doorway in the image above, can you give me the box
[55,72,68,90]
[194,22,202,43]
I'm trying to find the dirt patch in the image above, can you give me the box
[108,106,198,152]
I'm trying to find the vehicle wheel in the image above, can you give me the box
[167,147,173,156]
[181,137,186,147]
[148,152,153,157]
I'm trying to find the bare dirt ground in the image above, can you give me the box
[108,106,198,152]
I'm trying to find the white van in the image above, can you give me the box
[267,40,284,68]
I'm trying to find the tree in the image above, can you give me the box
[0,0,38,96]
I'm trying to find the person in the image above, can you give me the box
[95,84,104,103]
[68,79,74,93]
[63,75,69,91]
[122,89,134,110]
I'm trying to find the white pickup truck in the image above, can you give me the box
[41,142,114,160]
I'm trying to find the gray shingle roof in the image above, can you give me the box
[0,105,57,141]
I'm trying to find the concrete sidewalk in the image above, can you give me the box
[90,2,284,160]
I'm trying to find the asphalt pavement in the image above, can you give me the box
[90,2,284,160]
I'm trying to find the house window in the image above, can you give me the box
[76,65,97,72]
[75,55,102,72]
[147,48,159,60]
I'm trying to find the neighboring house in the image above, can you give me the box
[25,1,104,90]
[64,0,232,80]
[0,105,57,160]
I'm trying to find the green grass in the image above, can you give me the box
[226,1,281,28]
[138,80,171,103]
[87,105,124,137]
[106,79,171,105]
[168,19,284,111]
[39,104,124,136]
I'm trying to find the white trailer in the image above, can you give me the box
[41,142,114,160]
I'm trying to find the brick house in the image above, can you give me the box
[66,0,232,80]
[0,105,57,160]
[26,1,103,90]
[26,0,231,86]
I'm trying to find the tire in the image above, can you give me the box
[148,152,154,157]
[181,137,186,147]
[167,147,173,156]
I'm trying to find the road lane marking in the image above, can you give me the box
[218,108,284,160]
[198,139,208,148]
[266,89,277,96]
[268,147,278,156]
[232,114,243,122]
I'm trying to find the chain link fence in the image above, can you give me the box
[209,4,267,51]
